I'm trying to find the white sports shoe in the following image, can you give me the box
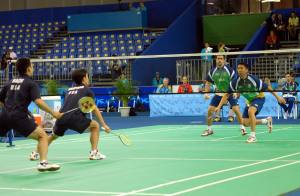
[267,116,272,133]
[89,150,106,160]
[246,136,257,143]
[29,151,39,161]
[37,161,60,172]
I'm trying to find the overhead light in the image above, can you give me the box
[207,2,214,5]
[261,0,280,3]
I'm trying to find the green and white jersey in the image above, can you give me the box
[206,64,236,93]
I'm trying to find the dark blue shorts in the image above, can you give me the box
[210,95,239,107]
[242,97,265,118]
[0,110,37,137]
[53,111,91,136]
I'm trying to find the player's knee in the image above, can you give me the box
[90,120,99,130]
[34,127,48,140]
[208,107,215,115]
[248,107,256,116]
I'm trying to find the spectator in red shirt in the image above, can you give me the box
[177,76,193,93]
[265,30,279,49]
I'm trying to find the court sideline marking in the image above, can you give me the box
[117,151,300,196]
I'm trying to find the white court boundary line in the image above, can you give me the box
[116,151,300,196]
[211,127,293,141]
[168,160,300,195]
[0,125,294,151]
[41,156,300,163]
[0,187,165,196]
[0,126,190,152]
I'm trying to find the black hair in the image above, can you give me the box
[16,58,31,76]
[72,69,88,85]
[238,62,250,70]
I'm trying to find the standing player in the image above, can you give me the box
[30,69,111,161]
[202,55,246,136]
[215,62,286,143]
[0,58,62,172]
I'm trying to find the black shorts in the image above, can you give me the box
[53,112,91,136]
[0,110,37,137]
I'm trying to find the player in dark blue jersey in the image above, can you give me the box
[215,62,286,143]
[30,69,111,161]
[0,58,62,172]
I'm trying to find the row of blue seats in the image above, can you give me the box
[0,21,65,29]
[50,44,144,52]
[44,51,137,58]
[0,32,53,41]
[64,33,159,41]
[52,40,151,49]
[0,27,61,35]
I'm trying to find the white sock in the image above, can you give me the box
[207,126,212,131]
[240,125,245,130]
[261,119,268,124]
[91,149,98,154]
[250,132,256,137]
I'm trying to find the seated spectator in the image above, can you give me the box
[110,56,122,81]
[8,47,17,60]
[152,72,163,86]
[287,11,299,40]
[120,73,129,84]
[218,42,226,52]
[266,13,278,32]
[279,73,298,119]
[276,14,286,41]
[177,76,193,93]
[264,77,272,89]
[265,30,279,49]
[198,81,206,92]
[156,78,171,93]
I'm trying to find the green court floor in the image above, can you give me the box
[1,124,300,196]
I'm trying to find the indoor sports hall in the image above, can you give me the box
[1,0,300,196]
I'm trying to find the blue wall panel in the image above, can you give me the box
[132,0,203,85]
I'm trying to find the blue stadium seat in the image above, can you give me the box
[54,49,61,54]
[85,36,92,42]
[136,45,144,53]
[77,42,84,48]
[118,40,125,47]
[77,36,84,43]
[125,33,132,40]
[126,40,133,46]
[101,34,108,42]
[102,41,109,47]
[86,41,92,47]
[144,39,151,46]
[93,35,100,42]
[133,33,142,40]
[110,46,119,55]
[109,34,116,41]
[31,44,38,50]
[117,34,125,40]
[93,41,101,47]
[135,39,143,45]
[110,40,117,47]
[127,45,135,53]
